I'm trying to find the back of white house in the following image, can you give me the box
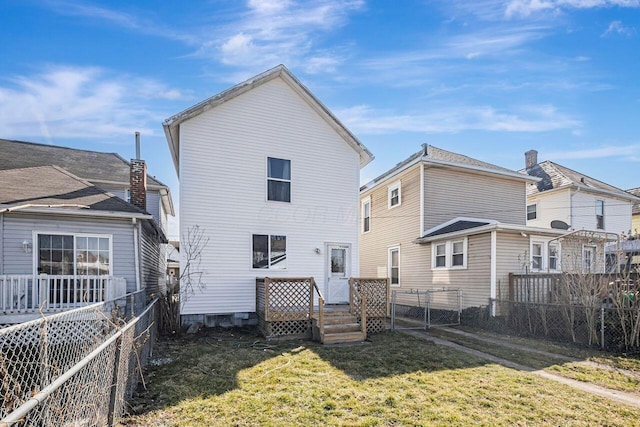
[164,65,373,325]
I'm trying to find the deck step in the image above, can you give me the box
[324,322,362,334]
[322,315,358,325]
[322,331,366,345]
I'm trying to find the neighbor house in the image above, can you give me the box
[359,144,610,313]
[0,165,166,324]
[163,65,373,326]
[627,187,640,236]
[522,150,637,236]
[0,138,174,295]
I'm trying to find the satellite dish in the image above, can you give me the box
[550,220,570,230]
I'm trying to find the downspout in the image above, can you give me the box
[490,230,497,316]
[133,218,141,292]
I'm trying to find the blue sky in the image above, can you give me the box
[1,0,639,238]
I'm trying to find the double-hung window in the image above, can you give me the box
[583,245,597,273]
[362,197,371,233]
[432,239,467,270]
[548,243,559,271]
[252,234,287,269]
[531,242,543,270]
[388,246,400,286]
[388,180,401,209]
[596,200,604,230]
[267,157,291,202]
[527,204,537,220]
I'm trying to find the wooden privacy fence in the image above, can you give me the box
[349,278,390,334]
[508,273,639,305]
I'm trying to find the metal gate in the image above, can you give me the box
[391,289,462,330]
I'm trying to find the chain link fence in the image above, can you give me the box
[0,292,157,426]
[391,289,462,330]
[490,299,640,353]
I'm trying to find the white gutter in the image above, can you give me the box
[0,205,152,220]
[415,222,565,244]
[133,218,141,292]
[0,203,89,214]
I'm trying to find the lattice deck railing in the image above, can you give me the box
[256,278,314,338]
[349,278,390,334]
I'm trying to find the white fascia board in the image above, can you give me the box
[360,155,423,194]
[424,158,541,183]
[415,223,565,244]
[5,207,153,220]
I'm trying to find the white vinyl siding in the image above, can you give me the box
[570,191,631,234]
[526,190,571,230]
[179,77,361,315]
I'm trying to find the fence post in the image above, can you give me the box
[107,334,123,426]
[425,292,430,330]
[600,307,605,350]
[390,290,396,330]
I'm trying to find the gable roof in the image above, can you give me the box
[0,138,174,216]
[628,187,640,215]
[0,166,148,216]
[163,64,374,174]
[523,160,639,202]
[423,219,492,238]
[361,144,536,192]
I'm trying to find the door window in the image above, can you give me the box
[331,248,346,276]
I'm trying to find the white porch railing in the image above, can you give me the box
[0,275,127,314]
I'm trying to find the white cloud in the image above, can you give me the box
[202,0,364,75]
[601,20,635,37]
[0,66,185,141]
[505,0,640,18]
[335,104,581,134]
[546,144,640,159]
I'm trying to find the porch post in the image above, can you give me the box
[490,231,497,316]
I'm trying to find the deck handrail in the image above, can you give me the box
[310,278,325,334]
[348,278,368,336]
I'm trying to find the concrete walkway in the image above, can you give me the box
[402,329,640,409]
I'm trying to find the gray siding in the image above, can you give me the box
[140,221,165,297]
[1,213,137,292]
[97,184,164,231]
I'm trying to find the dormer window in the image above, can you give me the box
[267,157,291,202]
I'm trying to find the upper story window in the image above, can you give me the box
[361,197,371,233]
[252,234,287,269]
[432,238,467,270]
[267,157,291,203]
[527,204,537,221]
[388,180,401,209]
[37,234,111,276]
[595,200,604,230]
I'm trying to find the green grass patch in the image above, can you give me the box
[121,330,638,426]
[426,327,640,394]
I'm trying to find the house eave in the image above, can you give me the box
[414,223,566,244]
[0,206,153,220]
[163,64,374,173]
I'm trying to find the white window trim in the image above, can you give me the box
[388,180,401,209]
[529,237,562,272]
[595,199,604,230]
[361,196,371,234]
[582,244,597,273]
[431,238,468,270]
[388,245,400,287]
[526,203,537,221]
[265,157,292,203]
[32,231,114,276]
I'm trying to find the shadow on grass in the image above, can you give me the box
[124,327,584,421]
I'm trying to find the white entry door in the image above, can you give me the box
[326,244,350,304]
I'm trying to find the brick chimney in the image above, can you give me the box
[130,132,147,211]
[525,149,538,169]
